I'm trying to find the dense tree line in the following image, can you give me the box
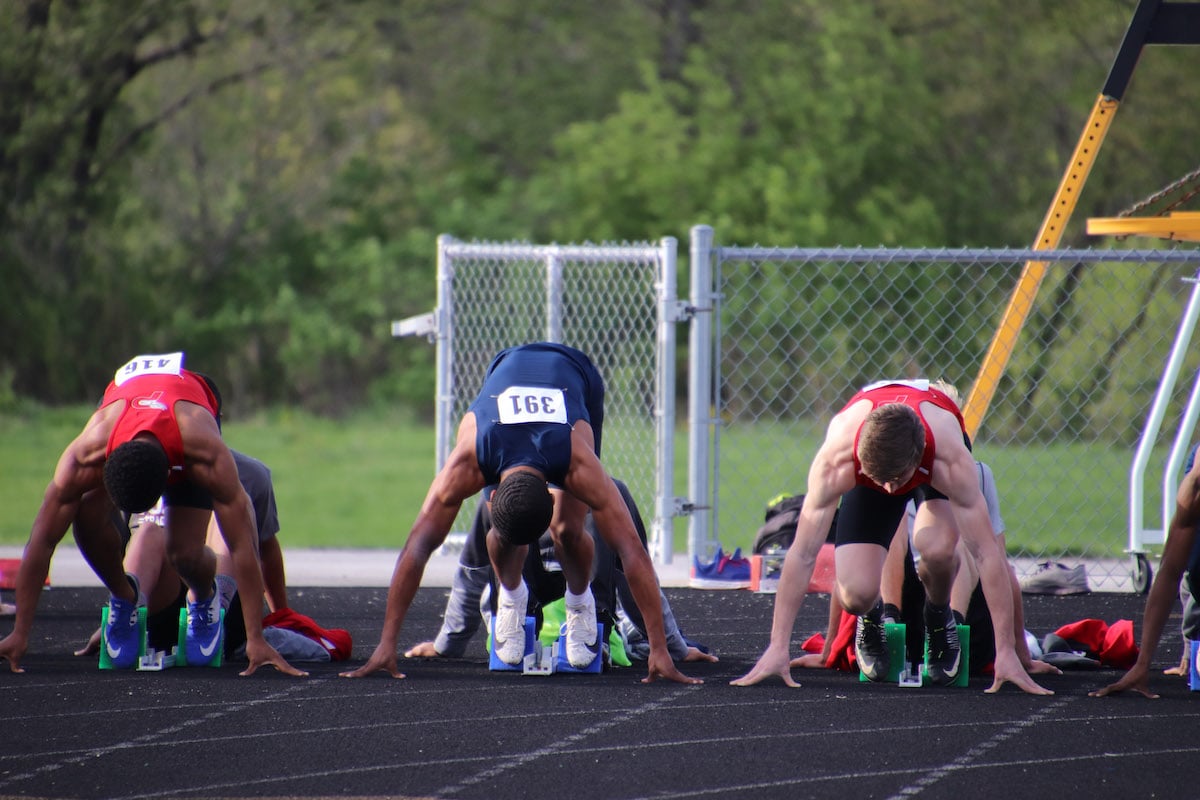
[2,0,1196,416]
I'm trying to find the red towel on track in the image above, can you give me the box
[800,611,859,671]
[1051,619,1138,669]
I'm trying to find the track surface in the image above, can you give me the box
[2,587,1198,800]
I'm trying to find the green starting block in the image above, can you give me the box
[859,622,970,688]
[98,605,148,670]
[175,607,225,668]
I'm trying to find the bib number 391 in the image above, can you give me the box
[497,386,567,424]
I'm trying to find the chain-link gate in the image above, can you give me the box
[393,235,682,562]
[689,225,1200,591]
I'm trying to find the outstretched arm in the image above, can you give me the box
[565,439,699,685]
[344,420,484,678]
[1,424,114,672]
[936,453,1049,695]
[1092,464,1200,698]
[733,421,852,687]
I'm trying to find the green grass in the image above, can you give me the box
[0,406,435,551]
[1,408,1167,561]
[706,423,1162,561]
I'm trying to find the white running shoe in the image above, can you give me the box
[493,582,528,666]
[564,590,598,669]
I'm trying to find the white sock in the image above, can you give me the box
[499,582,527,605]
[565,587,591,608]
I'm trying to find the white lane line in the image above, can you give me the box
[885,695,1075,799]
[435,685,698,797]
[0,682,311,791]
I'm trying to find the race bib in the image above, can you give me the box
[113,352,184,387]
[861,378,929,393]
[496,386,567,424]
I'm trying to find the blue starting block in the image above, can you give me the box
[489,616,605,675]
[175,607,225,668]
[1189,640,1200,691]
[550,622,604,674]
[489,616,538,671]
[859,622,970,688]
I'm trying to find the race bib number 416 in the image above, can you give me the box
[497,386,567,424]
[114,352,185,387]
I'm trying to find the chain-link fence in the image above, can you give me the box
[693,232,1200,590]
[394,235,680,561]
[396,230,1200,591]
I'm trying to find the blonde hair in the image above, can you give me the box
[930,379,961,408]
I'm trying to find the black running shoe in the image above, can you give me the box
[924,603,961,685]
[855,605,889,682]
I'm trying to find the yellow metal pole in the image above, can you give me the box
[962,95,1120,438]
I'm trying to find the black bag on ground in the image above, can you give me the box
[752,494,837,554]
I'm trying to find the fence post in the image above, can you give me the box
[688,225,716,562]
[652,237,678,564]
[545,248,564,343]
[435,234,456,471]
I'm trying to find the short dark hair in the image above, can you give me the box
[857,404,925,486]
[490,471,554,547]
[103,439,170,513]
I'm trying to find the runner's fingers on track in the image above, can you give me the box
[1088,675,1158,699]
[240,641,309,678]
[731,649,800,687]
[404,641,440,658]
[74,628,101,657]
[643,653,703,684]
[340,648,406,679]
[729,664,800,688]
[0,637,26,673]
[789,653,827,670]
[1026,659,1063,676]
[240,656,309,678]
[985,670,1053,695]
[683,646,719,663]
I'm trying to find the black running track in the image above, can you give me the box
[3,586,1199,800]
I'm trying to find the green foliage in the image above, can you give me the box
[3,0,1199,426]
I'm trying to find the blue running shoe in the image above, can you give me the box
[103,575,142,669]
[690,546,752,589]
[185,587,224,666]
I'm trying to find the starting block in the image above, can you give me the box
[137,647,177,671]
[1189,640,1200,691]
[489,616,538,671]
[749,543,836,594]
[859,622,970,688]
[174,607,225,667]
[98,606,148,670]
[490,616,605,675]
[749,553,784,593]
[549,622,604,674]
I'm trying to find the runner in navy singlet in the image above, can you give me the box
[346,342,698,686]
